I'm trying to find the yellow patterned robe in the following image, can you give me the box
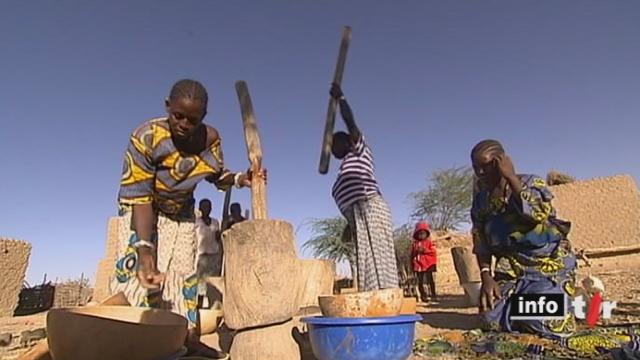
[472,174,577,339]
[112,118,233,329]
[119,117,233,220]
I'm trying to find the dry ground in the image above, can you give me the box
[1,254,638,360]
[410,253,640,359]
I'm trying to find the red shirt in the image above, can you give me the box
[411,238,437,272]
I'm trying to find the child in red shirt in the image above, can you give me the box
[411,221,437,302]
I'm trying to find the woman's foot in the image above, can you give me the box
[186,330,229,359]
[185,340,229,359]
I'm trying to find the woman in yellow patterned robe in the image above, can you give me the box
[470,139,577,339]
[110,79,260,358]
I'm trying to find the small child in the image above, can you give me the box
[411,221,437,302]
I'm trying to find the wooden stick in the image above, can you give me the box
[432,234,453,242]
[450,247,480,285]
[577,244,640,258]
[235,81,267,220]
[219,187,232,278]
[576,252,592,267]
[220,187,233,231]
[318,26,352,175]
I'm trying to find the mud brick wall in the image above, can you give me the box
[401,234,473,294]
[426,175,640,294]
[435,235,474,291]
[92,217,121,302]
[0,239,31,317]
[550,175,640,250]
[53,283,93,308]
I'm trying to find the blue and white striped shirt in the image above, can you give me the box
[332,135,381,213]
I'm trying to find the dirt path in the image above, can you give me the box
[0,312,46,360]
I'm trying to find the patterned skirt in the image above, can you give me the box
[196,253,221,295]
[482,241,578,339]
[109,212,199,329]
[344,194,399,291]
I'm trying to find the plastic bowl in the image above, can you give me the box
[301,315,421,360]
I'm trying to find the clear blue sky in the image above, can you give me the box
[1,1,638,284]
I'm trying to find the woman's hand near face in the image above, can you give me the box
[493,153,517,180]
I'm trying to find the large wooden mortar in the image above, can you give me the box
[229,319,302,360]
[297,259,336,309]
[222,219,302,329]
[225,81,307,359]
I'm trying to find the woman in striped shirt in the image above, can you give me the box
[329,83,399,292]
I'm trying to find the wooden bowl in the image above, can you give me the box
[399,297,417,315]
[47,306,187,360]
[199,308,224,335]
[318,288,403,318]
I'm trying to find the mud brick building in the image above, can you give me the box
[551,174,640,250]
[0,239,31,317]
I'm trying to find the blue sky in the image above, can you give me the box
[1,1,638,284]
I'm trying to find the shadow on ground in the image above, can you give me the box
[416,293,481,330]
[418,311,481,330]
[423,294,474,310]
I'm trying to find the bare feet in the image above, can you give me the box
[186,340,229,359]
[186,329,228,359]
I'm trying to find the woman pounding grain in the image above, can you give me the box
[110,79,264,358]
[470,139,577,339]
[329,83,399,292]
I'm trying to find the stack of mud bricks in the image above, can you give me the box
[93,217,120,302]
[0,239,31,317]
[550,175,640,250]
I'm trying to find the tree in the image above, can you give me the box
[547,170,576,186]
[393,224,414,284]
[302,217,356,279]
[409,166,474,231]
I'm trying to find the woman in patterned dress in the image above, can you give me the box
[110,79,263,358]
[470,139,577,339]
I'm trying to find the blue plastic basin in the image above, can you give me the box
[301,315,421,360]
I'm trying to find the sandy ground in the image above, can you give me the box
[410,253,640,359]
[0,312,46,359]
[1,254,639,360]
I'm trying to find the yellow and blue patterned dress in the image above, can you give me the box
[118,117,234,220]
[111,118,233,329]
[471,174,577,339]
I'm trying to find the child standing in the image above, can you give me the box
[411,222,437,302]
